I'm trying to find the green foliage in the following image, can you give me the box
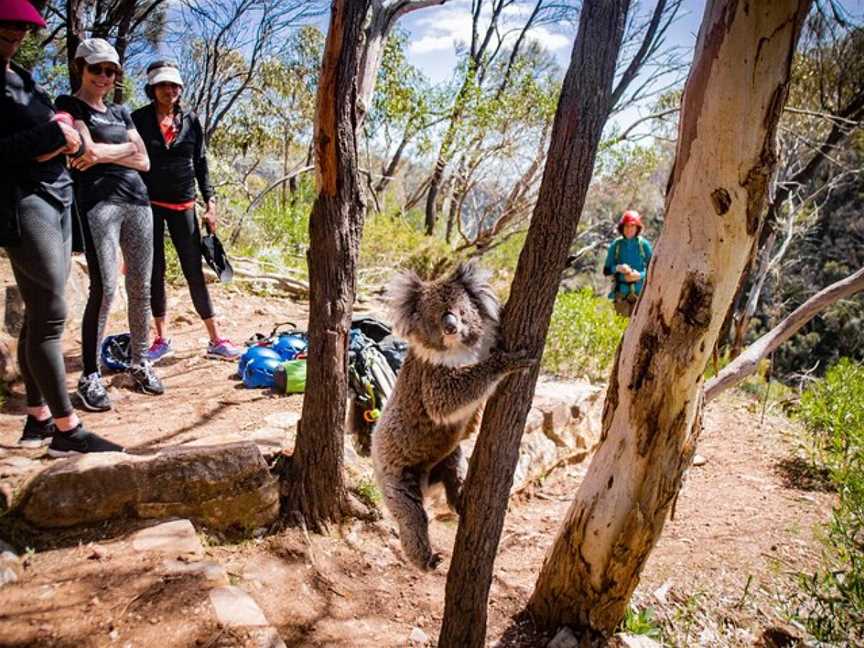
[620,605,663,639]
[543,288,627,382]
[792,359,864,643]
[354,477,382,507]
[360,211,455,280]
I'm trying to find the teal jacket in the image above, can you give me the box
[603,236,653,298]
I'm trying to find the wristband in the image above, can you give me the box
[70,139,87,160]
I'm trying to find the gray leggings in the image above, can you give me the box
[81,201,153,374]
[5,194,73,416]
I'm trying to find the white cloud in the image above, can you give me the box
[406,1,572,56]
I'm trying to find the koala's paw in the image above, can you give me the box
[499,349,537,374]
[425,552,444,571]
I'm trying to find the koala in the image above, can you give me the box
[371,262,535,571]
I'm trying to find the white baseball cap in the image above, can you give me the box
[147,64,184,87]
[75,38,121,68]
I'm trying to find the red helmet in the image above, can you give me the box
[617,210,643,234]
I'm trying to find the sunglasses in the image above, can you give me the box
[86,64,118,78]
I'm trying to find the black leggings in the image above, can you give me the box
[5,194,73,417]
[151,205,214,322]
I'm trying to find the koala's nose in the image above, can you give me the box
[441,312,459,336]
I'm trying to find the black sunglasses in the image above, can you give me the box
[86,64,118,78]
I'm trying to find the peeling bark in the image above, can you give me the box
[528,0,811,635]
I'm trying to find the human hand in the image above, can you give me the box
[615,264,632,274]
[202,202,217,233]
[57,120,81,154]
[70,143,100,171]
[624,270,642,283]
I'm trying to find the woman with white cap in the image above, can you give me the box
[1,1,122,454]
[56,37,164,412]
[132,60,242,362]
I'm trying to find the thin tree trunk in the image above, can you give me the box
[706,266,864,402]
[279,0,451,531]
[528,0,810,636]
[66,0,86,92]
[436,2,631,646]
[279,0,371,529]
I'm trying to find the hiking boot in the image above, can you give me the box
[206,338,243,361]
[76,372,112,412]
[146,337,174,363]
[18,415,56,448]
[47,424,124,457]
[129,361,164,395]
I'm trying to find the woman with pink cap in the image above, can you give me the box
[1,0,122,454]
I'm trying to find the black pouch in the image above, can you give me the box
[201,221,233,283]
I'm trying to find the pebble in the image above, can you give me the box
[408,626,429,645]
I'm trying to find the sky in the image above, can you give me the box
[394,0,864,134]
[400,0,703,84]
[397,0,707,133]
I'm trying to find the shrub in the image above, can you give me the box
[542,288,627,382]
[792,358,864,644]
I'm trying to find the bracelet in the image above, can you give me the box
[70,139,87,160]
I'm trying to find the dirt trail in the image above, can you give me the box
[0,281,833,647]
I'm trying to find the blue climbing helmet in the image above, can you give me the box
[272,333,308,361]
[238,345,282,375]
[242,356,283,388]
[101,333,132,372]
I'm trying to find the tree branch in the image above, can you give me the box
[705,266,864,402]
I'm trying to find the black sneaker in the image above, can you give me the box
[129,362,164,395]
[18,415,56,448]
[77,372,112,412]
[47,424,124,457]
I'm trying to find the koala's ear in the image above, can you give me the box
[450,262,500,323]
[389,270,425,338]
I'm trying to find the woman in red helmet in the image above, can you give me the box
[603,210,653,317]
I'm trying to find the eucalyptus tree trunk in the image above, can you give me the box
[436,2,631,646]
[281,0,449,530]
[528,0,811,635]
[280,0,371,528]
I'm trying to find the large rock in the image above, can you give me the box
[14,442,278,531]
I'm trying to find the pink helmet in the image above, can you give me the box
[0,0,47,28]
[617,210,643,234]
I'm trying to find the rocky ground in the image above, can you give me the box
[0,264,835,647]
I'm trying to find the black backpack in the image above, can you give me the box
[347,318,405,455]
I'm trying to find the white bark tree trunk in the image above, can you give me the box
[528,0,811,634]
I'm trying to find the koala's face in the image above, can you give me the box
[390,263,500,363]
[415,282,486,352]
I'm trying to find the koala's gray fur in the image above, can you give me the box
[371,262,534,571]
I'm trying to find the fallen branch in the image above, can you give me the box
[705,266,864,402]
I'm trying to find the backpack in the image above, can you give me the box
[347,318,405,455]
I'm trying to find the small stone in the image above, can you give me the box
[131,519,204,558]
[692,454,707,466]
[548,627,579,648]
[408,626,429,645]
[109,629,119,641]
[612,634,661,648]
[87,544,109,560]
[209,586,269,627]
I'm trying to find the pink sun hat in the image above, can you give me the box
[0,0,47,28]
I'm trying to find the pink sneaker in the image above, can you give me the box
[206,338,242,360]
[146,337,174,363]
